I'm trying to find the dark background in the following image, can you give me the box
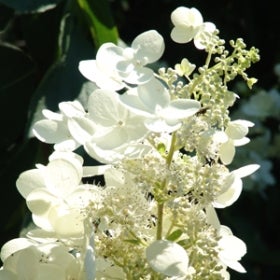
[0,0,279,279]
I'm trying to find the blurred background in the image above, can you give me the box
[0,0,279,279]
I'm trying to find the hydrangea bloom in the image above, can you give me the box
[16,151,95,236]
[213,164,260,208]
[1,5,260,280]
[170,6,216,49]
[218,226,247,273]
[119,77,201,132]
[79,30,164,90]
[219,120,255,165]
[32,101,86,151]
[0,238,81,279]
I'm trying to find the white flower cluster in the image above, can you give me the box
[0,6,260,280]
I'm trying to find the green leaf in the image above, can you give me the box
[0,0,63,13]
[26,13,96,135]
[77,0,118,48]
[166,229,183,241]
[0,43,36,151]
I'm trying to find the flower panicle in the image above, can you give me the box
[0,5,260,280]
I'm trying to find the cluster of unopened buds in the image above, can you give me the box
[0,6,260,280]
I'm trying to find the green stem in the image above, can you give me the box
[166,132,177,168]
[156,203,164,240]
[189,49,238,95]
[156,133,177,240]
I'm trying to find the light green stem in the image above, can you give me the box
[156,133,177,240]
[156,203,164,240]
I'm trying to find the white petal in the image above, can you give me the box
[232,164,260,178]
[32,119,69,144]
[88,89,127,126]
[116,60,135,77]
[16,169,45,198]
[59,100,85,118]
[78,60,98,82]
[42,109,63,121]
[53,139,79,152]
[83,165,111,177]
[48,150,83,166]
[171,26,195,44]
[213,175,242,208]
[171,7,203,27]
[220,140,235,165]
[138,78,170,111]
[222,260,246,273]
[85,141,151,164]
[144,118,181,133]
[213,131,228,144]
[96,43,123,74]
[85,142,127,164]
[123,66,154,84]
[226,120,254,139]
[146,240,189,277]
[132,30,164,64]
[0,238,36,263]
[165,99,200,119]
[79,59,124,91]
[49,206,84,237]
[26,229,58,243]
[26,189,57,215]
[32,213,53,231]
[95,127,131,149]
[45,159,82,196]
[68,117,96,144]
[205,205,221,230]
[119,89,153,117]
[233,137,250,146]
[218,233,247,273]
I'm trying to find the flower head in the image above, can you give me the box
[32,101,86,151]
[0,238,80,279]
[79,30,164,90]
[219,120,255,165]
[170,6,216,49]
[119,78,201,132]
[218,226,247,273]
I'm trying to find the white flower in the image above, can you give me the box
[15,151,97,236]
[217,120,255,165]
[119,78,201,132]
[213,164,260,208]
[78,43,125,91]
[218,226,247,273]
[170,6,216,49]
[79,30,164,90]
[70,88,150,163]
[32,100,87,151]
[16,151,83,199]
[0,239,80,279]
[174,58,196,77]
[146,240,189,277]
